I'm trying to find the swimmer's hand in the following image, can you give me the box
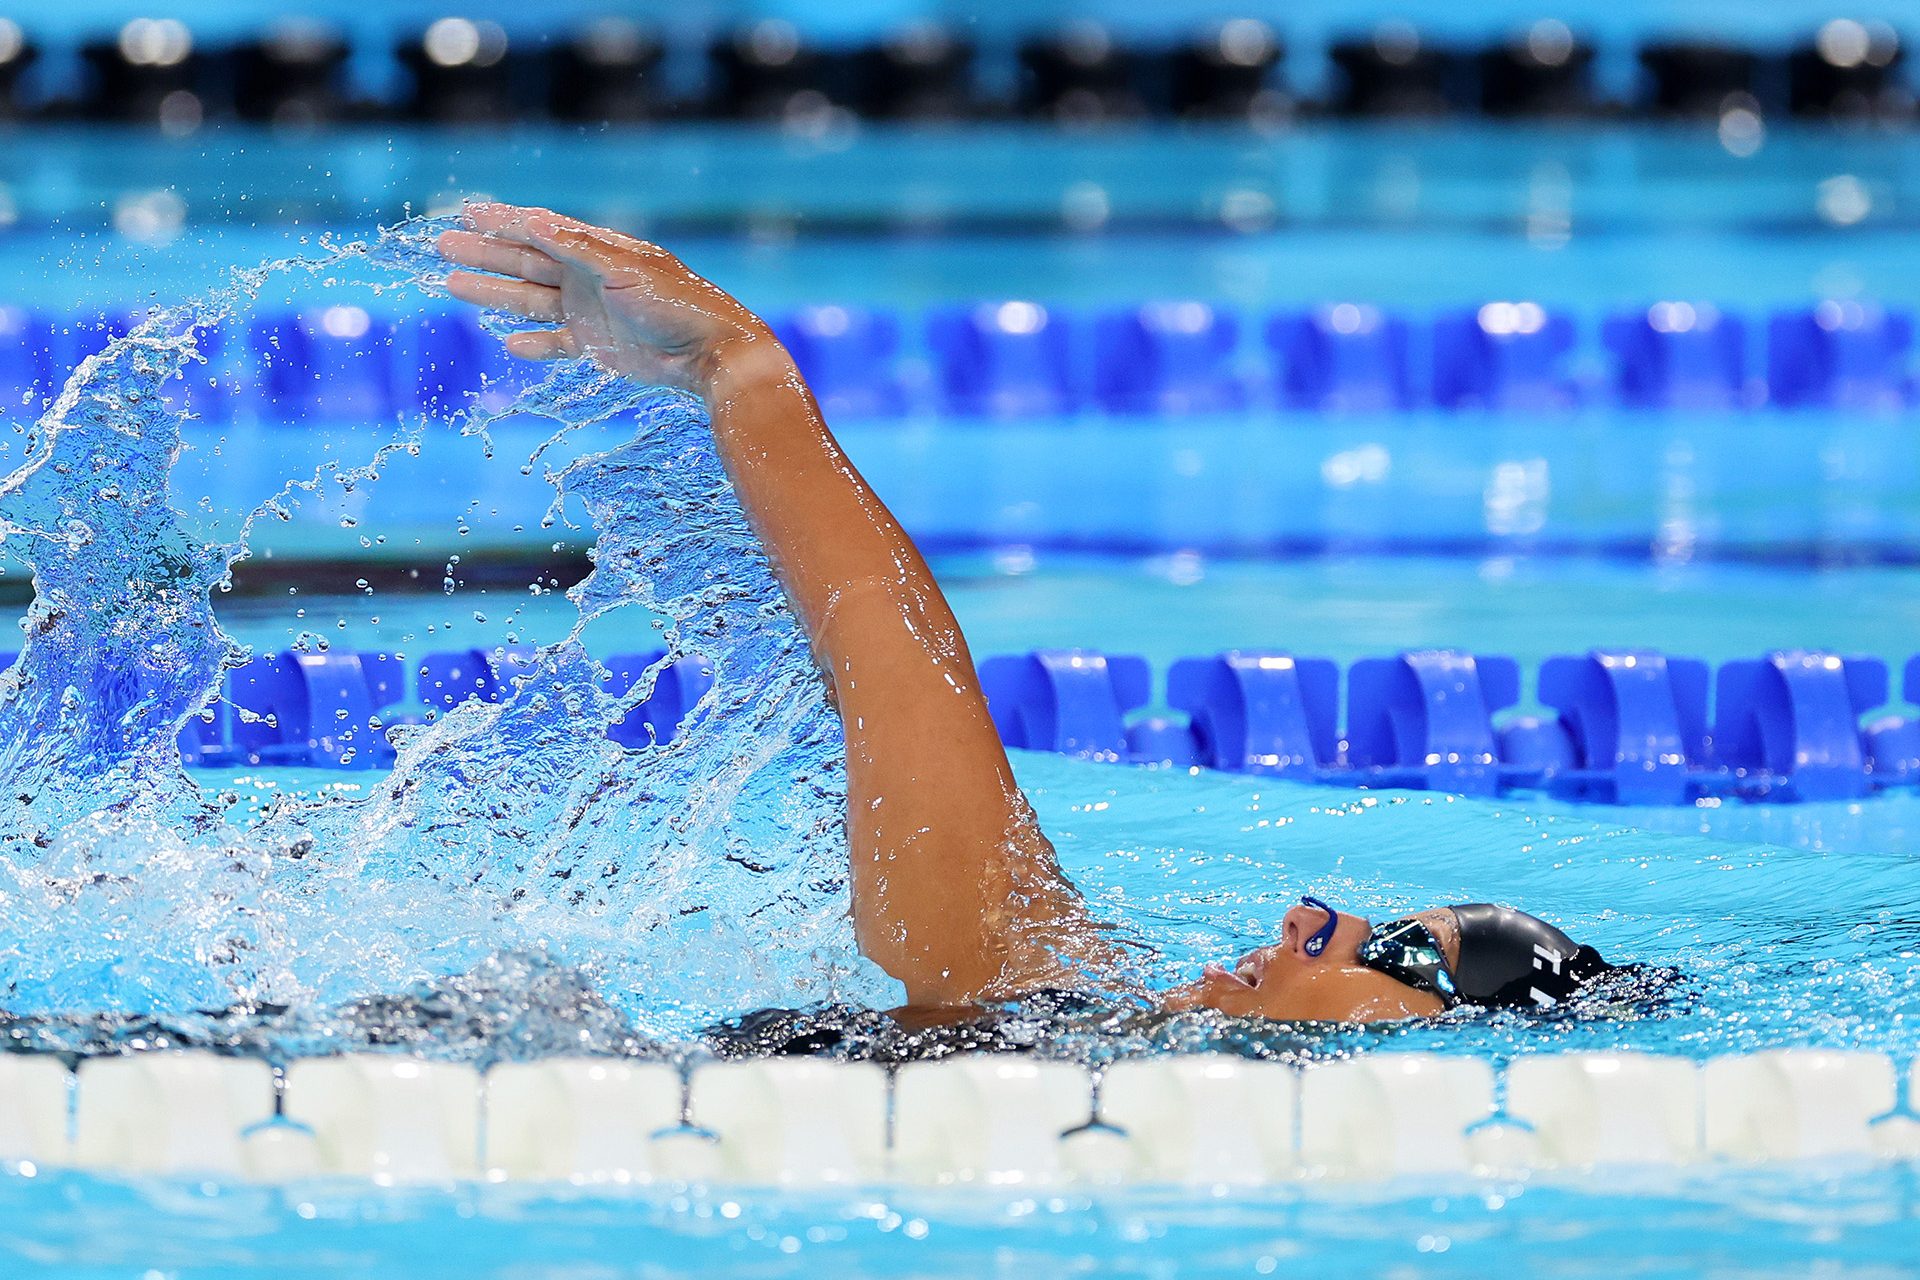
[437,202,777,395]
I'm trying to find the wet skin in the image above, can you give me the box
[438,204,1460,1026]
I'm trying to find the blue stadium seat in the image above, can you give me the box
[1431,303,1578,411]
[1712,650,1885,800]
[250,307,397,423]
[771,306,907,418]
[1269,305,1413,412]
[977,649,1151,760]
[603,650,716,747]
[1603,302,1747,410]
[1165,651,1339,776]
[1343,650,1521,795]
[1768,302,1913,411]
[418,645,536,711]
[1093,302,1245,414]
[394,308,520,418]
[1537,650,1710,804]
[927,302,1077,417]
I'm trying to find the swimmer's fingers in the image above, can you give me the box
[502,328,582,361]
[437,229,565,287]
[467,204,629,265]
[465,202,570,241]
[445,270,564,322]
[463,205,677,293]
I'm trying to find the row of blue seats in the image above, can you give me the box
[3,299,1911,422]
[979,647,1920,804]
[160,647,714,769]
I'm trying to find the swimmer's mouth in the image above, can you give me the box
[1204,953,1264,989]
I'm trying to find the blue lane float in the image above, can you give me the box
[1093,302,1246,416]
[1343,651,1520,796]
[1430,304,1579,412]
[926,301,1079,418]
[64,639,1920,802]
[977,650,1150,759]
[173,648,714,771]
[977,646,1920,806]
[5,301,1918,423]
[1712,651,1886,801]
[1165,651,1338,777]
[1603,303,1749,411]
[1536,650,1708,805]
[1767,302,1914,412]
[770,306,908,420]
[1268,305,1414,414]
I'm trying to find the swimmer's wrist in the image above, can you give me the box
[696,329,802,406]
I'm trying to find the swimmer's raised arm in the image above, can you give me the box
[438,204,1115,1009]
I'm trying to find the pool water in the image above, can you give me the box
[7,1163,1920,1279]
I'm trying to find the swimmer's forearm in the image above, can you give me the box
[696,334,936,657]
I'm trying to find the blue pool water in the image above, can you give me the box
[6,119,1920,1274]
[9,1164,1920,1279]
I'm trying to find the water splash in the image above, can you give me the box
[0,218,899,1046]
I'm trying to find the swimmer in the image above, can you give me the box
[437,203,1621,1025]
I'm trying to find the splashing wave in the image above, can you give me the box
[0,217,901,1053]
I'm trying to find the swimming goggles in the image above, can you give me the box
[1355,916,1461,1006]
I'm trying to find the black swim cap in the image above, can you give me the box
[1447,903,1615,1009]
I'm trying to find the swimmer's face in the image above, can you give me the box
[1162,904,1454,1023]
